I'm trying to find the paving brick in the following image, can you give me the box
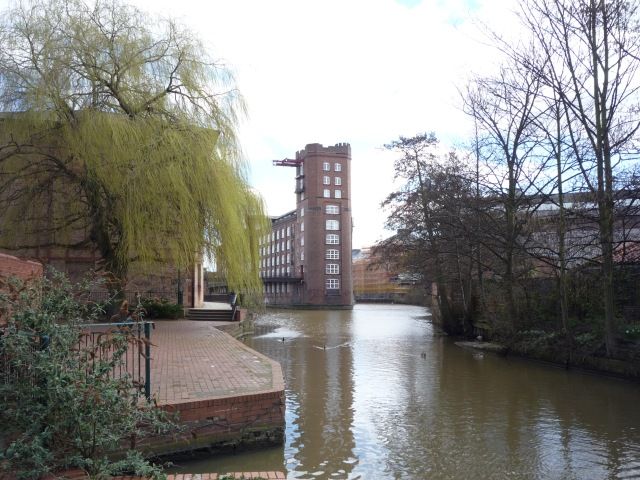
[149,320,284,406]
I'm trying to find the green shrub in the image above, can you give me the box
[622,324,640,340]
[0,270,173,479]
[141,298,183,319]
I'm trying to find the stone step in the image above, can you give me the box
[187,308,234,321]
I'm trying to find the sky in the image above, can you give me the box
[1,0,520,249]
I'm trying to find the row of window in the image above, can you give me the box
[261,226,291,244]
[261,267,292,278]
[261,254,292,267]
[261,232,340,257]
[260,239,292,256]
[261,248,340,266]
[300,205,340,216]
[260,264,340,275]
[323,176,342,186]
[299,220,340,232]
[260,205,341,247]
[263,279,340,291]
[323,189,342,199]
[323,162,342,172]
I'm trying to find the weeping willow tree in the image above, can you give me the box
[0,0,268,301]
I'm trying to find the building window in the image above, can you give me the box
[300,207,304,217]
[326,234,339,244]
[287,239,291,250]
[326,263,340,274]
[326,249,339,259]
[334,177,342,186]
[301,222,304,232]
[334,189,342,199]
[334,163,342,172]
[326,278,340,289]
[323,162,330,171]
[301,235,305,246]
[286,226,291,236]
[326,219,339,230]
[301,251,305,261]
[287,253,291,263]
[326,204,340,215]
[323,175,330,185]
[323,189,330,198]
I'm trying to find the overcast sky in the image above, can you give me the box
[2,0,520,248]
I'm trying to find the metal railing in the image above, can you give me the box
[1,321,153,401]
[80,321,153,400]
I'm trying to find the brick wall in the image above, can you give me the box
[0,253,43,281]
[0,253,43,326]
[139,390,285,456]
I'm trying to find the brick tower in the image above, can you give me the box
[260,143,353,308]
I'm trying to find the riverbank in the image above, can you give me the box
[138,320,285,457]
[455,337,640,381]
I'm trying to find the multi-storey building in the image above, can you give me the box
[259,143,353,308]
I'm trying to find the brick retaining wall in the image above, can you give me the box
[138,389,285,457]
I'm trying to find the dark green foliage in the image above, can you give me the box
[141,298,183,320]
[0,271,173,479]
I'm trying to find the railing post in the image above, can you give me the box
[144,322,151,401]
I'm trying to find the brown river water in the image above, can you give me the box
[169,304,640,479]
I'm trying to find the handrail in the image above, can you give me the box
[2,321,154,401]
[81,321,154,400]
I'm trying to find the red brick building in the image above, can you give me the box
[260,143,353,308]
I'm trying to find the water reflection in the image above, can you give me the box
[173,304,640,480]
[253,310,357,479]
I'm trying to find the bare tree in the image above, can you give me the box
[518,0,640,354]
[463,64,549,333]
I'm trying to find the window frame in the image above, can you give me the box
[326,249,340,259]
[326,278,340,289]
[326,263,340,274]
[326,234,340,245]
[326,219,339,231]
[326,204,339,214]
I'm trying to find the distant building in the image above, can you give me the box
[259,143,353,308]
[352,248,423,303]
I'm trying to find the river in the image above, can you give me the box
[169,304,640,479]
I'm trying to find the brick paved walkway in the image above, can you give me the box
[150,320,283,405]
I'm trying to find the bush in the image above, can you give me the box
[0,271,173,479]
[141,298,183,319]
[622,324,640,341]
